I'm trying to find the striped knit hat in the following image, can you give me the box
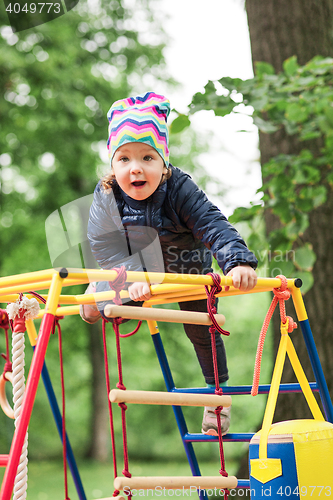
[107,92,170,167]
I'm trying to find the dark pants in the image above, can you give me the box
[98,280,228,385]
[179,299,228,385]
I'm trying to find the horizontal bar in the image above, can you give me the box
[114,476,238,490]
[172,383,319,395]
[104,304,225,326]
[109,389,231,407]
[183,433,254,443]
[94,497,126,500]
[0,455,9,467]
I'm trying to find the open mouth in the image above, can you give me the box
[132,181,146,187]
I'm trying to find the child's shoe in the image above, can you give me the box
[79,282,101,324]
[201,405,231,436]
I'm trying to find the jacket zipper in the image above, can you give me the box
[146,198,152,227]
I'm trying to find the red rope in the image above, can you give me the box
[0,309,12,378]
[107,267,133,498]
[205,273,230,337]
[205,273,229,500]
[251,275,297,396]
[102,319,119,489]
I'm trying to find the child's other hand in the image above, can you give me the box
[128,282,152,302]
[226,265,257,292]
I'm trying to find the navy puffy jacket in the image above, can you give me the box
[87,165,258,277]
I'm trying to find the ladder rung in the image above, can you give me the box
[94,497,126,500]
[110,389,231,408]
[0,454,9,467]
[114,475,238,490]
[104,304,225,326]
[183,432,254,442]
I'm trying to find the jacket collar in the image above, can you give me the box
[119,181,167,210]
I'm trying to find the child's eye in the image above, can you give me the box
[143,155,153,161]
[119,156,129,162]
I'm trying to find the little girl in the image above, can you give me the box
[81,92,258,435]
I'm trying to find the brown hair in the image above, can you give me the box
[101,167,172,191]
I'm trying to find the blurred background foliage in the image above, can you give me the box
[0,0,271,497]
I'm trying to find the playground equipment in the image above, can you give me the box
[0,268,332,500]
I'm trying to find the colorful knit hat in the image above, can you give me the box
[107,92,170,167]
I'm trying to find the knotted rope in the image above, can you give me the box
[205,273,230,500]
[251,275,297,397]
[27,291,70,499]
[104,267,134,498]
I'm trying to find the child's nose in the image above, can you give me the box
[130,160,143,173]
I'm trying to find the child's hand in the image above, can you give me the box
[128,282,152,302]
[226,265,257,291]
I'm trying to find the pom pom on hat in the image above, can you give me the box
[107,92,170,167]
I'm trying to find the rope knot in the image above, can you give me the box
[122,470,132,478]
[215,388,223,396]
[113,490,120,497]
[274,288,290,300]
[109,266,127,305]
[273,275,290,300]
[116,382,126,391]
[219,469,228,477]
[3,362,12,377]
[0,309,9,329]
[118,402,127,411]
[286,316,297,333]
[214,406,223,416]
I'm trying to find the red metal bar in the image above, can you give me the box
[0,455,9,467]
[0,312,55,500]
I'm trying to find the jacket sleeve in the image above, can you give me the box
[87,184,144,272]
[172,172,258,274]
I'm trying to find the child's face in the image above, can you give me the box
[112,142,168,200]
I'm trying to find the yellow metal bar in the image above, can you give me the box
[44,272,65,315]
[147,318,160,336]
[37,305,80,319]
[25,319,38,347]
[291,287,308,322]
[259,320,289,459]
[0,269,54,287]
[286,336,324,420]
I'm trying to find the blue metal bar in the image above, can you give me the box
[151,332,207,500]
[183,433,254,443]
[299,319,333,422]
[172,383,319,395]
[237,480,250,488]
[36,350,87,500]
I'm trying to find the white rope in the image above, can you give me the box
[12,328,28,500]
[7,296,40,500]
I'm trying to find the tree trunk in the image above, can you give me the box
[85,321,110,461]
[234,0,333,490]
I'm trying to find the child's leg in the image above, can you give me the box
[178,299,228,385]
[179,298,230,435]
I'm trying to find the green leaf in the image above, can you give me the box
[285,214,309,238]
[255,61,275,77]
[285,102,309,122]
[324,105,333,127]
[283,56,299,76]
[253,116,279,133]
[294,245,316,271]
[170,114,191,134]
[268,257,295,278]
